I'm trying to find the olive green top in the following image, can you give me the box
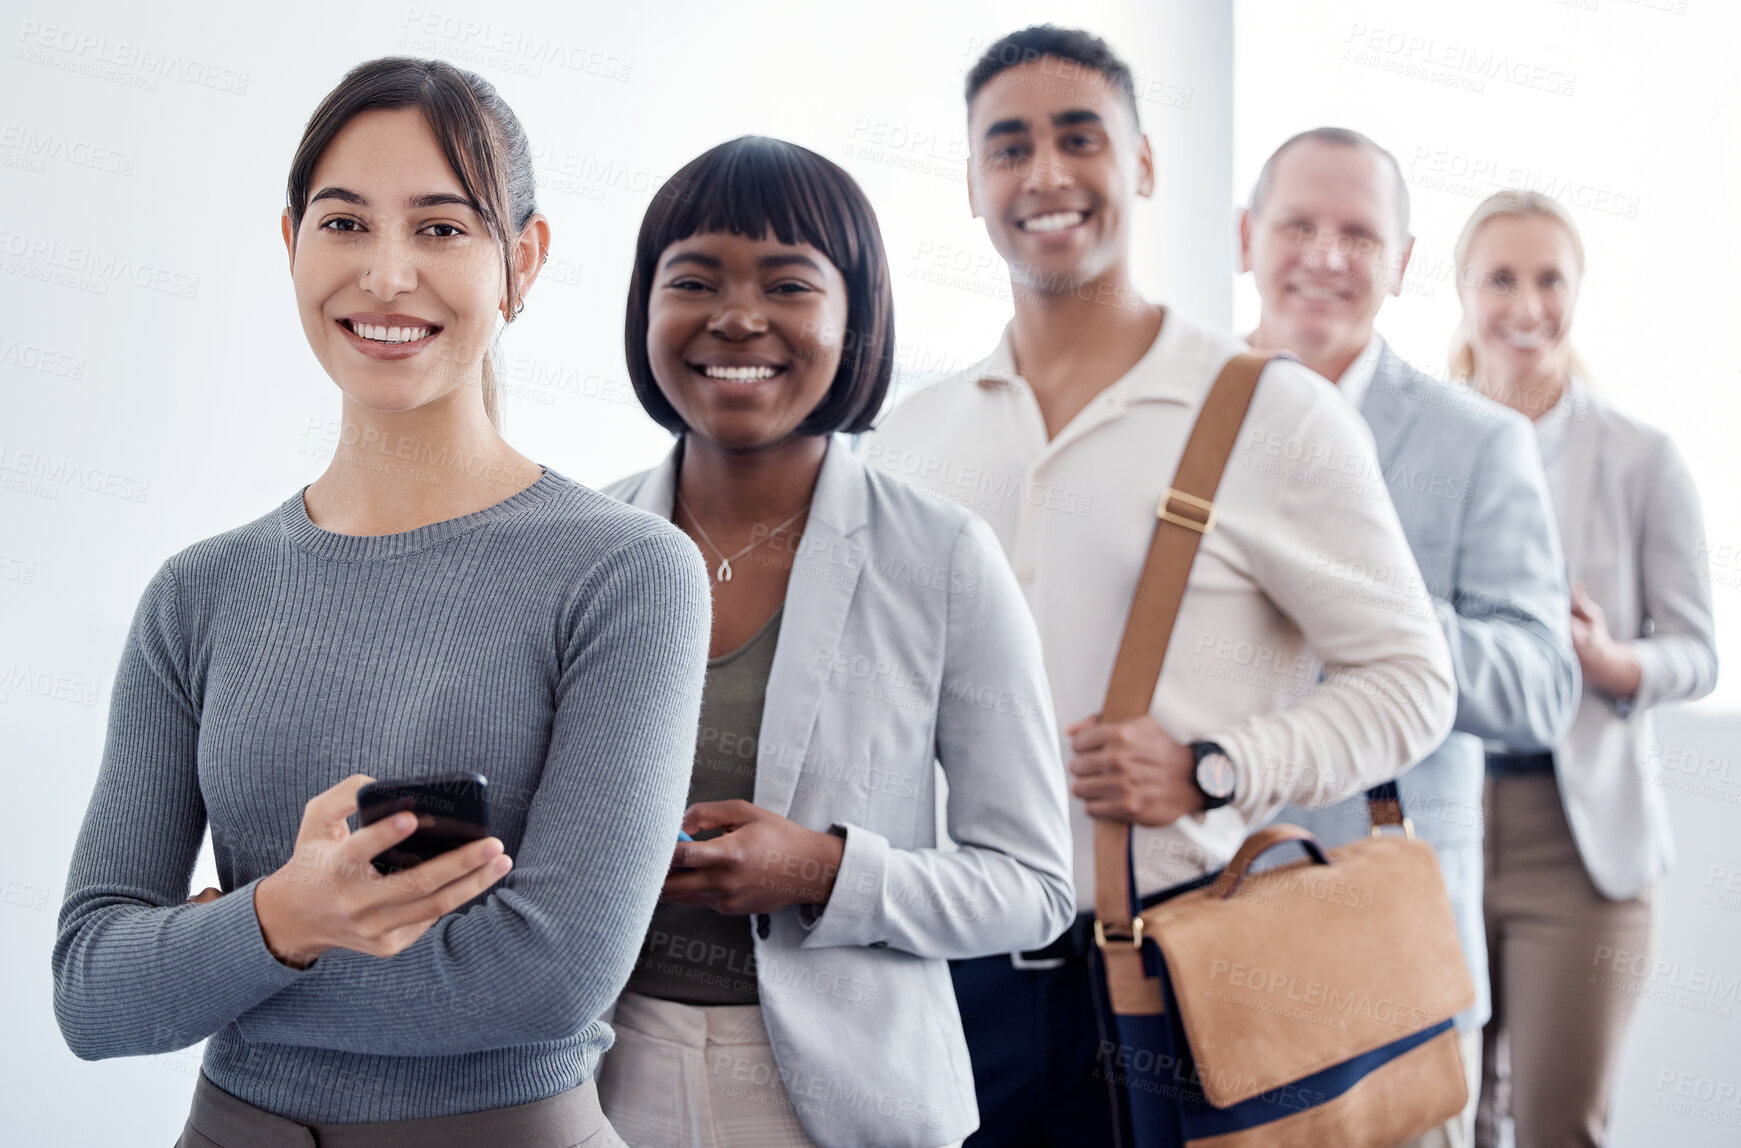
[625,607,783,1005]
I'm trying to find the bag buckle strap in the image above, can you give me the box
[1093,915,1145,950]
[1367,782,1414,838]
[1157,487,1216,533]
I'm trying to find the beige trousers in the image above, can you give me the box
[1476,773,1654,1148]
[596,991,822,1148]
[175,1072,624,1147]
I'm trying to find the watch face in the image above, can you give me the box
[1196,754,1236,800]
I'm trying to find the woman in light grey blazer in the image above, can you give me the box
[1453,190,1719,1148]
[593,136,1075,1148]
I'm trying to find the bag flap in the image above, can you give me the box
[1140,836,1474,1108]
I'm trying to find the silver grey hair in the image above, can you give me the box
[1249,126,1411,238]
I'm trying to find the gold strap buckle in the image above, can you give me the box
[1370,817,1416,840]
[1158,487,1216,534]
[1094,916,1145,950]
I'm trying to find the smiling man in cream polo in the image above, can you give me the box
[867,26,1456,1146]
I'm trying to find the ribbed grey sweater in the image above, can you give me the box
[52,470,711,1123]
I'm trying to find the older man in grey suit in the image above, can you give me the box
[1241,128,1580,1148]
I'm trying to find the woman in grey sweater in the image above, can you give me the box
[51,58,709,1147]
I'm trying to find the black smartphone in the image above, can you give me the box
[356,772,491,875]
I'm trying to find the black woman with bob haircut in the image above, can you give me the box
[597,135,1075,1148]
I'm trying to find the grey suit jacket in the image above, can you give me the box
[1548,378,1718,899]
[1281,340,1579,1031]
[606,437,1075,1148]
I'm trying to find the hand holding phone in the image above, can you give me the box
[356,773,493,874]
[254,773,511,968]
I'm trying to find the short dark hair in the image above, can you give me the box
[965,25,1140,127]
[1249,127,1411,238]
[286,57,537,428]
[625,136,894,437]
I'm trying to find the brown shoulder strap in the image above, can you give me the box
[1093,351,1272,937]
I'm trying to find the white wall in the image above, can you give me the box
[0,1,1229,1141]
[1609,707,1741,1146]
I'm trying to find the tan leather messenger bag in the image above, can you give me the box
[1089,351,1475,1147]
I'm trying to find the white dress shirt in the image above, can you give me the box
[1531,380,1574,520]
[866,310,1455,906]
[1330,335,1383,413]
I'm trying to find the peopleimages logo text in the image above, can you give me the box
[15,22,250,94]
[0,228,199,299]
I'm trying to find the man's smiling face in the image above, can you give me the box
[966,57,1153,295]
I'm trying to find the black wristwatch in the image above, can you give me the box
[1189,741,1237,811]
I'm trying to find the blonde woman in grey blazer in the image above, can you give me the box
[1454,190,1718,1148]
[593,137,1074,1148]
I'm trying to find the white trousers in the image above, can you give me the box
[596,991,822,1148]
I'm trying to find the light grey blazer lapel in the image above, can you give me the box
[1358,339,1425,473]
[619,446,680,521]
[753,438,869,818]
[612,436,870,820]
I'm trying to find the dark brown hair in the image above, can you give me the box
[966,25,1140,127]
[286,57,537,428]
[625,136,894,437]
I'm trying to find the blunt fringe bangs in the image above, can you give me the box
[625,136,894,436]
